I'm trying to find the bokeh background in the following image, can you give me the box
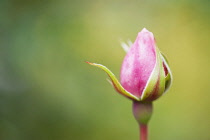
[0,0,210,140]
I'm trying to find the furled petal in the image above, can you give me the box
[120,28,157,98]
[160,53,173,93]
[86,62,140,101]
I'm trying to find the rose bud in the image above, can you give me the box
[86,28,172,102]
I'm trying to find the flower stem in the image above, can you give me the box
[139,124,148,140]
[132,101,153,140]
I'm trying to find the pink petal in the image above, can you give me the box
[120,28,157,98]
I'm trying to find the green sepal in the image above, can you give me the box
[160,52,173,93]
[86,62,140,101]
[140,47,165,101]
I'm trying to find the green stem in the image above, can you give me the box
[139,124,148,140]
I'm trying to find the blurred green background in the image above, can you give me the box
[0,0,210,140]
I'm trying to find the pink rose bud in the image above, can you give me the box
[87,28,172,101]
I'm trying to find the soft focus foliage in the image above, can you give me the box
[0,0,210,140]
